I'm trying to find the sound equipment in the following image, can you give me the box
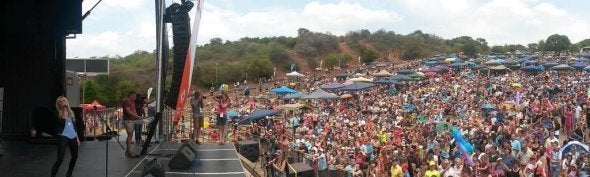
[141,158,165,177]
[165,0,193,108]
[237,140,259,162]
[71,107,86,141]
[61,0,82,34]
[180,141,199,154]
[169,142,197,169]
[287,163,314,177]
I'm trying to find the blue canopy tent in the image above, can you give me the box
[396,69,415,75]
[521,65,544,72]
[584,66,590,72]
[424,61,439,66]
[302,89,340,99]
[284,92,307,100]
[270,86,298,94]
[320,82,345,90]
[542,61,559,68]
[427,66,450,73]
[551,64,576,71]
[570,63,587,70]
[448,62,467,68]
[339,82,376,91]
[575,58,590,63]
[373,79,399,85]
[388,74,414,81]
[238,109,283,125]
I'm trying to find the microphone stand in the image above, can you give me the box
[95,111,124,177]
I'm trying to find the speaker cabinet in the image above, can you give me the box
[141,158,165,177]
[169,144,196,169]
[237,141,259,162]
[287,163,314,177]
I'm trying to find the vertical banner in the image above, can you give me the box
[174,0,204,121]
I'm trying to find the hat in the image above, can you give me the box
[429,161,436,166]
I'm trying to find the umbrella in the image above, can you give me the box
[302,89,340,99]
[340,94,353,99]
[339,82,376,91]
[372,70,393,77]
[284,92,307,99]
[570,63,587,70]
[576,58,590,62]
[389,74,413,81]
[286,71,305,77]
[396,69,415,75]
[349,77,373,82]
[481,104,495,110]
[278,103,306,110]
[424,61,439,66]
[430,66,450,73]
[550,64,575,71]
[436,122,454,132]
[373,79,396,85]
[584,66,590,72]
[424,72,437,77]
[521,65,544,72]
[542,62,559,68]
[448,62,467,68]
[321,82,345,89]
[559,141,589,159]
[270,86,298,94]
[503,60,518,65]
[489,65,508,71]
[238,109,283,124]
[484,59,502,65]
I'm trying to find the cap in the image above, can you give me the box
[429,161,436,166]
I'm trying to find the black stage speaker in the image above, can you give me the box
[165,1,193,108]
[169,144,196,169]
[181,141,198,154]
[237,140,259,162]
[61,0,82,34]
[71,107,86,141]
[287,163,314,177]
[141,158,165,177]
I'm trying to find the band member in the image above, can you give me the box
[51,96,80,177]
[123,91,143,157]
[190,91,205,144]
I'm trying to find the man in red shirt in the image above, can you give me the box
[123,91,143,157]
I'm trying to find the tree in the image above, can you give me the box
[297,28,310,36]
[490,46,506,54]
[360,47,379,63]
[527,43,539,52]
[209,38,223,45]
[538,40,546,52]
[462,42,478,57]
[401,39,422,60]
[544,34,571,54]
[324,54,352,68]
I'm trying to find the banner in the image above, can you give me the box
[174,0,204,121]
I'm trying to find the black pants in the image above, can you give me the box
[51,136,78,177]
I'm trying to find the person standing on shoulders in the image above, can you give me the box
[123,91,143,157]
[51,96,80,177]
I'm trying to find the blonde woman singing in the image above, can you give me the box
[51,96,80,177]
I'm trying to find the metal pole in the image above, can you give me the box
[156,0,163,113]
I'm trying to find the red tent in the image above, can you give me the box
[80,100,106,111]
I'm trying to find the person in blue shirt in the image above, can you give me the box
[51,96,80,177]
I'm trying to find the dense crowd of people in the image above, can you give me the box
[207,57,590,177]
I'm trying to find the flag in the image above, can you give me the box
[174,0,204,121]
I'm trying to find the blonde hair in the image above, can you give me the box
[55,96,75,120]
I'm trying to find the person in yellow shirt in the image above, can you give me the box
[391,158,403,177]
[424,161,441,177]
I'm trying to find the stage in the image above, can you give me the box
[0,139,247,177]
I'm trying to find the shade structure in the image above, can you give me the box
[503,60,518,65]
[559,141,589,159]
[388,74,413,81]
[284,92,307,99]
[542,61,559,68]
[570,63,587,70]
[302,89,340,99]
[521,65,544,72]
[286,71,305,77]
[427,66,450,73]
[349,77,373,82]
[270,86,298,94]
[407,73,425,79]
[424,61,439,66]
[278,103,306,110]
[80,100,106,111]
[489,65,508,71]
[550,64,575,71]
[238,109,283,124]
[448,62,467,68]
[575,58,590,62]
[372,70,393,77]
[396,69,415,75]
[584,66,590,71]
[339,82,376,91]
[484,59,503,65]
[373,79,398,85]
[320,82,345,90]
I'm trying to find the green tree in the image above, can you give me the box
[527,43,539,52]
[360,46,379,63]
[324,54,352,68]
[401,39,422,60]
[544,34,571,54]
[490,46,506,54]
[462,42,478,57]
[82,80,105,104]
[115,80,136,103]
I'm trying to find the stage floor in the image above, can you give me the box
[0,139,246,177]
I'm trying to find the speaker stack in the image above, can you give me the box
[165,0,193,108]
[169,141,199,169]
[237,140,259,162]
[287,162,314,177]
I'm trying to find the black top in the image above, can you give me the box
[55,113,78,137]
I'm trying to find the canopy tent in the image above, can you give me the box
[550,64,575,71]
[286,71,305,77]
[372,70,393,77]
[283,92,307,100]
[373,79,398,85]
[302,89,340,99]
[502,60,518,65]
[238,109,283,125]
[584,66,590,72]
[426,66,450,73]
[388,74,414,81]
[396,69,415,75]
[321,82,345,90]
[424,61,439,66]
[521,65,544,72]
[270,86,298,94]
[407,73,426,79]
[570,63,587,70]
[339,82,376,91]
[542,61,559,68]
[484,59,504,65]
[559,141,589,159]
[348,77,373,82]
[80,100,106,111]
[489,65,509,71]
[278,103,306,110]
[448,62,467,68]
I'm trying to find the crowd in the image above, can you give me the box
[207,57,590,177]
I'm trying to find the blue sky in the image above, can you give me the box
[67,0,590,58]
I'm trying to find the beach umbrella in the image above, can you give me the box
[284,92,307,99]
[407,73,426,79]
[286,71,305,77]
[576,58,590,62]
[270,86,297,94]
[503,60,518,65]
[396,69,415,75]
[339,82,376,91]
[349,77,373,82]
[278,103,306,110]
[302,89,340,99]
[389,74,413,81]
[559,141,590,159]
[448,62,467,68]
[228,111,241,118]
[521,65,544,72]
[542,62,559,68]
[424,61,439,66]
[373,79,396,85]
[372,70,393,77]
[550,64,575,71]
[238,109,283,124]
[320,82,345,90]
[508,64,521,70]
[584,66,590,72]
[570,63,587,70]
[489,65,508,71]
[484,59,502,65]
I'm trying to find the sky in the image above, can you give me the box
[67,0,590,58]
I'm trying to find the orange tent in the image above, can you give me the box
[80,100,106,111]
